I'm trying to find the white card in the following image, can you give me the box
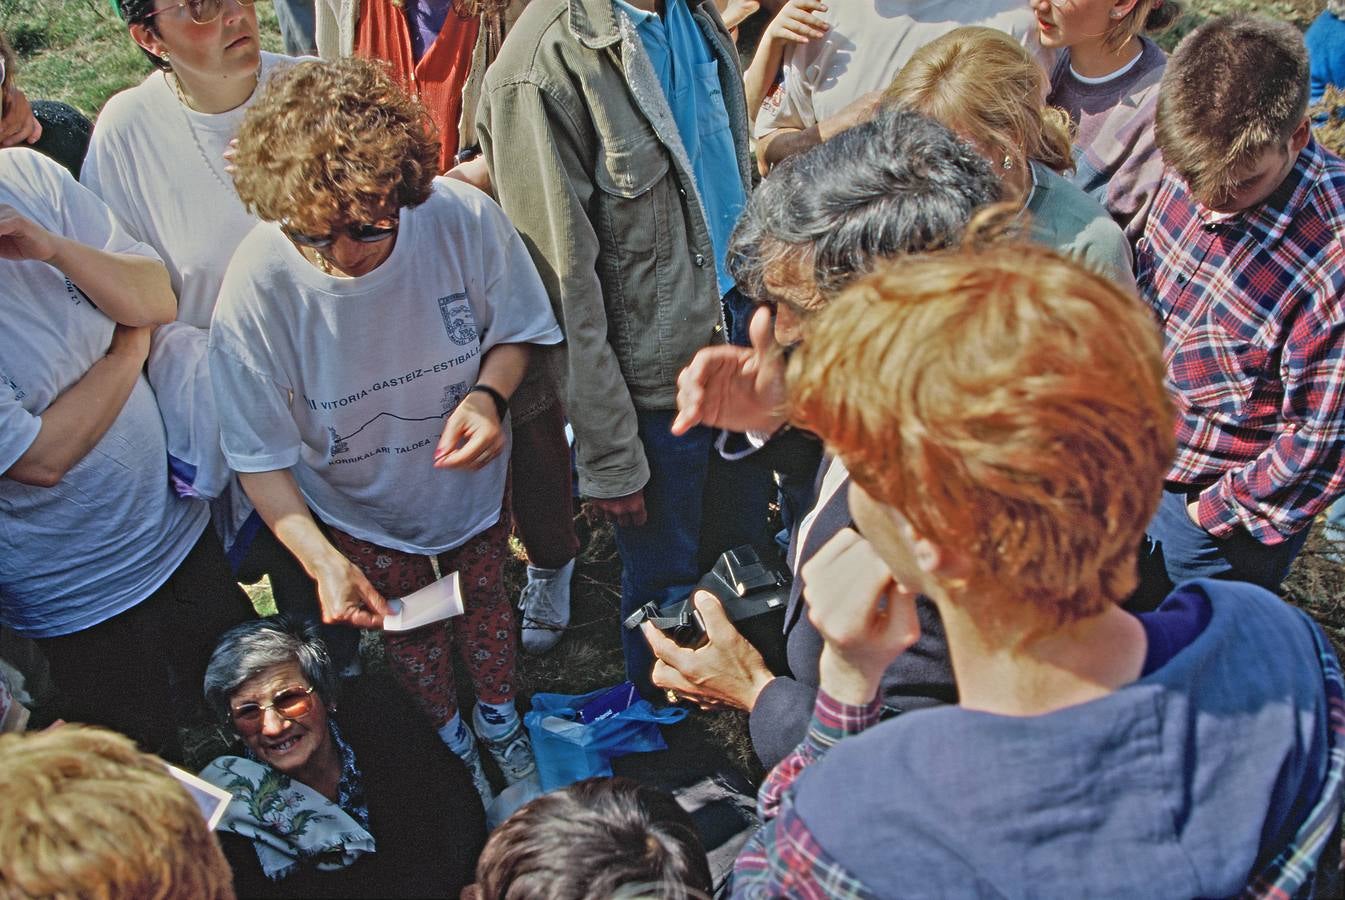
[165,764,233,831]
[383,571,465,632]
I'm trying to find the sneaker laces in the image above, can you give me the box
[480,723,536,781]
[518,580,564,628]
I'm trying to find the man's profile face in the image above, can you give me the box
[761,254,820,346]
[1196,118,1310,214]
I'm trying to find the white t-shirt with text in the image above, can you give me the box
[209,178,563,555]
[0,148,207,638]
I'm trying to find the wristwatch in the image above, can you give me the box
[467,383,508,420]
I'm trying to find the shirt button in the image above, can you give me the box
[1176,273,1187,285]
[695,254,706,267]
[678,187,687,198]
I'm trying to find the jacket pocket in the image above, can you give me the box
[593,135,674,390]
[594,135,669,199]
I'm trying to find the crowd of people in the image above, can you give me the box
[2,0,1345,896]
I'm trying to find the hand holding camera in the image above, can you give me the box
[641,592,776,711]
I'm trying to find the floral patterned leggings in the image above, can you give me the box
[327,513,517,728]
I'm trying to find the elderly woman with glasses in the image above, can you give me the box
[79,0,351,671]
[201,616,487,897]
[208,56,562,806]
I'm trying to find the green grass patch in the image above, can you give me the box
[1,0,283,116]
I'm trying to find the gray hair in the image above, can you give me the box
[728,107,1001,308]
[203,616,338,723]
[1331,1,1345,19]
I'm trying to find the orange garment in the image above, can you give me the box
[355,0,481,172]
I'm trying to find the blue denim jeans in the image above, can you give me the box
[1132,487,1311,610]
[614,410,772,696]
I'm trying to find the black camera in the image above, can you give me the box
[623,545,791,672]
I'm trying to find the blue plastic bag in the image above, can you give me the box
[524,684,688,791]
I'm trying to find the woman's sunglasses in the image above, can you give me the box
[229,685,316,735]
[283,216,400,250]
[142,0,255,27]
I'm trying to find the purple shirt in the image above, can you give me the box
[1047,37,1166,242]
[405,0,452,62]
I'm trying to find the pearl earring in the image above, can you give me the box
[1109,9,1123,17]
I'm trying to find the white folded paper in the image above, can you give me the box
[166,764,233,831]
[383,571,465,632]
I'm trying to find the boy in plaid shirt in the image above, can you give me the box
[1133,14,1345,606]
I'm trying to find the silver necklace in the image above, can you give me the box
[167,71,254,197]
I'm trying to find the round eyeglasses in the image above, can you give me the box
[229,685,316,735]
[142,0,256,27]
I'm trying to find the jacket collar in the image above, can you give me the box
[568,0,712,48]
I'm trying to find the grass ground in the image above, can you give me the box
[4,0,1343,781]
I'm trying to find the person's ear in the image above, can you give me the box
[895,513,969,586]
[1110,0,1142,20]
[128,22,168,62]
[1289,116,1312,155]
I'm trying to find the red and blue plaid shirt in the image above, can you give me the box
[732,690,880,899]
[1136,138,1345,545]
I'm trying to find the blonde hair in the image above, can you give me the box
[231,57,440,236]
[788,242,1174,626]
[884,27,1074,179]
[0,726,235,899]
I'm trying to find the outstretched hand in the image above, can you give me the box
[312,552,391,630]
[672,304,788,436]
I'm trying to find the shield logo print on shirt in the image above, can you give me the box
[437,293,478,346]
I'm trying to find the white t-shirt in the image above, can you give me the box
[209,178,564,555]
[81,52,291,330]
[754,1,1050,139]
[81,53,294,525]
[0,148,208,638]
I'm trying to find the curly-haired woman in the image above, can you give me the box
[208,57,563,806]
[316,0,584,659]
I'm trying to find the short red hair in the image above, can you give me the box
[789,242,1174,623]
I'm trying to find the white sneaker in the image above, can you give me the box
[473,704,538,785]
[518,558,574,655]
[452,730,495,808]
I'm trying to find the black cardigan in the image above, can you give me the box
[217,674,486,899]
